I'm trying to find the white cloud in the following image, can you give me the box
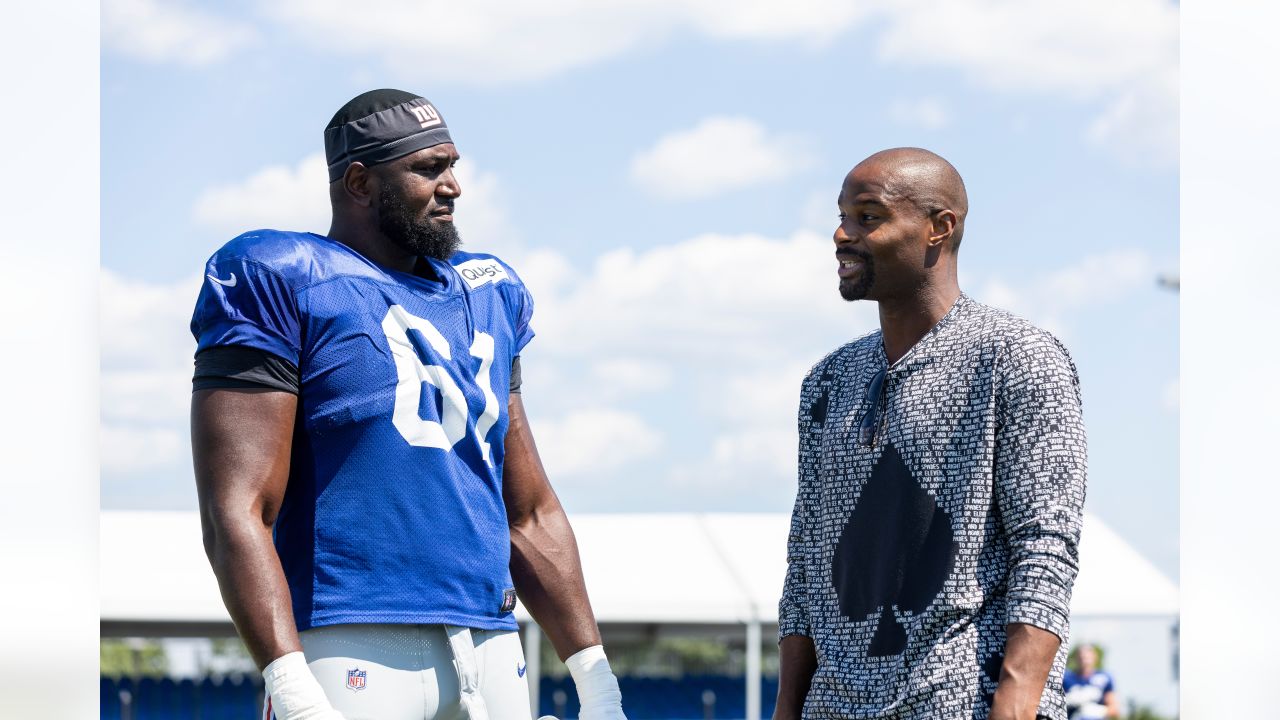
[875,0,1178,163]
[533,409,663,477]
[192,154,517,256]
[670,361,815,498]
[686,0,868,41]
[1040,249,1154,308]
[193,154,330,237]
[259,0,1175,160]
[100,270,202,372]
[103,0,256,66]
[265,0,867,85]
[629,117,814,200]
[108,0,1175,162]
[511,228,858,502]
[889,97,950,130]
[876,0,1175,97]
[100,270,202,480]
[514,231,869,502]
[101,270,199,481]
[521,229,870,362]
[667,425,796,491]
[971,249,1156,334]
[451,162,521,258]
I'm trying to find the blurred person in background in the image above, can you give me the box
[189,89,625,720]
[1063,644,1119,719]
[774,148,1087,720]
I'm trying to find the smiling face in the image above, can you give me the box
[834,160,936,302]
[372,143,463,260]
[832,149,967,304]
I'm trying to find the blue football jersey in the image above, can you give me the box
[190,230,534,631]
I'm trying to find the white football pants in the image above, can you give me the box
[263,624,534,720]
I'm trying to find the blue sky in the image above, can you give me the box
[100,0,1179,578]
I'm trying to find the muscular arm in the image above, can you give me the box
[774,635,817,720]
[989,623,1060,720]
[503,393,603,660]
[192,387,300,670]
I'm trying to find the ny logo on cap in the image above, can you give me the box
[409,103,442,129]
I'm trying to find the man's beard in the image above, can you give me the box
[376,185,462,261]
[839,251,875,301]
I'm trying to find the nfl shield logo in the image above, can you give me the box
[346,668,367,692]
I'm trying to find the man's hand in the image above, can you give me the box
[566,645,627,720]
[261,652,347,720]
[989,623,1060,720]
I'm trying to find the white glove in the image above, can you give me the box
[262,651,347,720]
[566,645,627,720]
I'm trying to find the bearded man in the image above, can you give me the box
[190,89,625,720]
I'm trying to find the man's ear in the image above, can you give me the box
[928,209,957,248]
[342,162,376,208]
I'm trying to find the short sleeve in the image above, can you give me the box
[511,273,535,353]
[190,256,302,365]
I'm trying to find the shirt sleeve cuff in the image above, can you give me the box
[777,605,811,640]
[1005,598,1069,641]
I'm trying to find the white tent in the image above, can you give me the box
[101,511,1178,716]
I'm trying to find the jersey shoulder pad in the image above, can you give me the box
[208,229,363,289]
[194,230,323,363]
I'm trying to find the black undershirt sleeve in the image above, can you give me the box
[193,346,300,394]
[509,355,523,394]
[193,346,526,395]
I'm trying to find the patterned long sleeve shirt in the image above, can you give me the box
[779,294,1087,720]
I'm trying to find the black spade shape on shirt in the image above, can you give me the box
[831,443,959,657]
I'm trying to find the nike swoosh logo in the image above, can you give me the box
[207,272,237,287]
[517,663,527,678]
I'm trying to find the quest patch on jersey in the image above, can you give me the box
[455,258,511,289]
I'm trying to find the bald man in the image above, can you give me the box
[774,148,1087,720]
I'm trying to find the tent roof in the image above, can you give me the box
[100,511,1177,629]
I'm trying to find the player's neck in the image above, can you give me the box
[876,282,961,365]
[328,220,417,274]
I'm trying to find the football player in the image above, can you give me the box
[190,89,626,720]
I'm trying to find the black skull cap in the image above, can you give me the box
[324,88,454,182]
